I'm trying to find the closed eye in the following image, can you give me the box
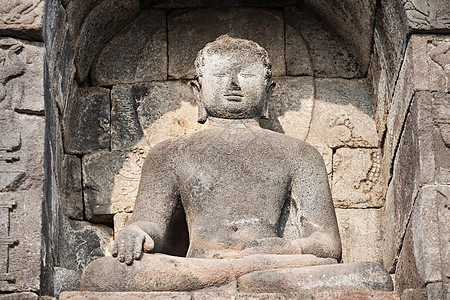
[214,74,228,77]
[240,74,256,78]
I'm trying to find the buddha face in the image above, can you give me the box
[195,52,273,119]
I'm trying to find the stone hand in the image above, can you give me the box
[111,224,155,265]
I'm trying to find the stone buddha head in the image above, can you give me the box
[192,35,276,123]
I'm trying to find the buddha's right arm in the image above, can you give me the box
[112,141,179,264]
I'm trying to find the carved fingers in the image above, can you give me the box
[111,226,155,265]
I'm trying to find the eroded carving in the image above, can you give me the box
[0,196,18,284]
[0,0,42,26]
[0,41,25,105]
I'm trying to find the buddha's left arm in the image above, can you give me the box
[289,144,342,261]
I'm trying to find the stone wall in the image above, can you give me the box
[0,1,45,299]
[0,0,443,298]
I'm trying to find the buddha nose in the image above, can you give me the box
[227,73,241,90]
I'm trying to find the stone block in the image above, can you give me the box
[335,209,383,264]
[332,149,383,208]
[0,38,44,114]
[64,87,110,154]
[0,110,20,152]
[111,85,144,150]
[53,267,81,298]
[261,76,314,140]
[168,8,285,79]
[426,282,449,300]
[403,0,450,31]
[383,35,450,181]
[60,291,399,300]
[0,0,44,40]
[395,185,449,293]
[400,289,426,300]
[92,9,167,86]
[285,6,360,78]
[133,81,205,147]
[61,155,83,220]
[58,217,112,272]
[0,114,44,292]
[73,0,140,83]
[0,293,38,300]
[83,150,147,222]
[383,90,450,271]
[306,79,378,150]
[303,0,376,76]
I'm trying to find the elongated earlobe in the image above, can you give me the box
[197,101,208,124]
[190,80,207,124]
[261,81,276,119]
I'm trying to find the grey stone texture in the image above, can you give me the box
[58,217,112,273]
[382,35,450,184]
[306,79,378,150]
[303,0,376,76]
[403,0,450,31]
[383,90,450,273]
[332,149,383,209]
[91,9,167,86]
[61,155,83,220]
[395,185,449,294]
[0,114,44,293]
[83,150,147,222]
[63,86,110,154]
[60,291,400,300]
[72,0,140,83]
[335,209,383,264]
[0,0,43,40]
[285,6,361,78]
[0,38,44,114]
[168,8,285,79]
[0,293,38,300]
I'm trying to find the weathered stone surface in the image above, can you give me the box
[383,36,450,181]
[0,110,20,152]
[73,0,140,83]
[285,6,361,78]
[332,149,383,208]
[64,87,110,154]
[0,292,38,300]
[395,185,449,293]
[111,85,144,150]
[168,8,285,79]
[43,0,76,113]
[0,38,44,114]
[53,267,81,298]
[261,76,314,140]
[426,282,449,300]
[58,217,112,272]
[303,0,376,76]
[141,0,297,8]
[0,0,43,40]
[61,155,83,220]
[83,150,147,222]
[60,291,399,300]
[335,209,383,264]
[403,0,450,31]
[306,79,378,150]
[399,288,426,300]
[113,212,132,238]
[0,114,44,292]
[383,90,450,271]
[92,9,167,86]
[133,81,204,147]
[238,262,393,293]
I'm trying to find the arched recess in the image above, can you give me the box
[43,0,392,296]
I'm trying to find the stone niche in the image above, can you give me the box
[44,0,389,296]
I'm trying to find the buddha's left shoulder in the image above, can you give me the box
[260,129,321,156]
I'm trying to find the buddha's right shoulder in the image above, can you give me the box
[149,130,207,153]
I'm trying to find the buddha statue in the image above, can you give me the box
[81,35,392,294]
